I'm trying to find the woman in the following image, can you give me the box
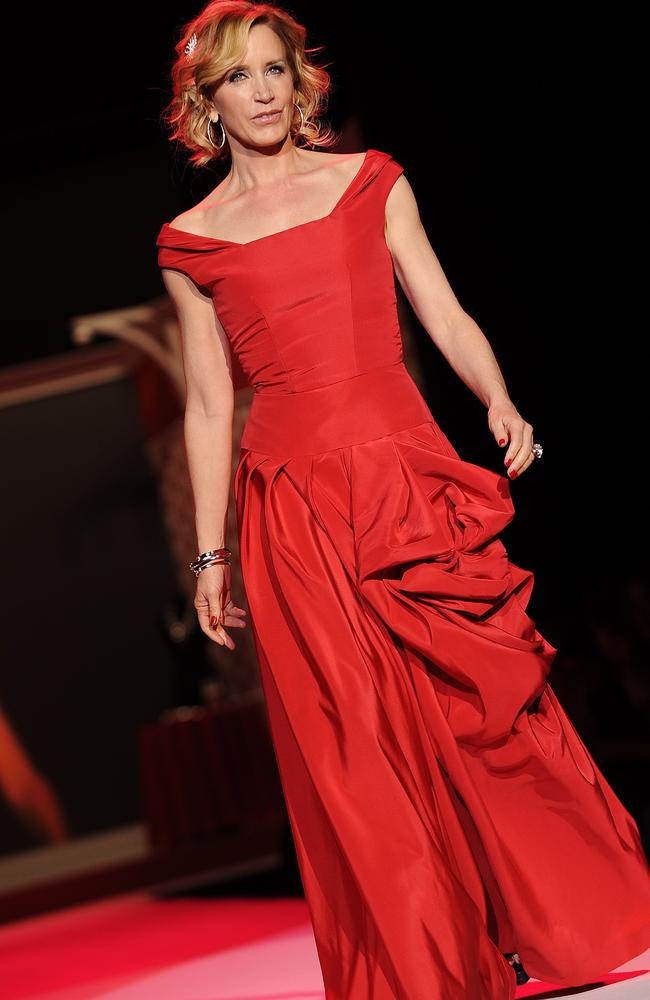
[156,3,650,997]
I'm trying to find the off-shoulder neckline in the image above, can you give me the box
[158,148,380,250]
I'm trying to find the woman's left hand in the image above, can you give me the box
[488,400,535,479]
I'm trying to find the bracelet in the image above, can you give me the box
[189,547,232,577]
[191,557,229,576]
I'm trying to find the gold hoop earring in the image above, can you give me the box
[207,115,226,150]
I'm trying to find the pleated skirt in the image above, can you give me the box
[233,362,650,1000]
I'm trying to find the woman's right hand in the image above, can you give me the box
[194,561,248,648]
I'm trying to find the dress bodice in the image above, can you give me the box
[155,148,405,395]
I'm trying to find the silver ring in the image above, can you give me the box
[532,441,543,459]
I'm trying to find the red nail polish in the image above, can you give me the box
[508,469,517,478]
[499,438,506,446]
[504,458,511,466]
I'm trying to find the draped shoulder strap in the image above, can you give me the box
[155,223,227,289]
[339,148,405,209]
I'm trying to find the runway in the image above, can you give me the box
[2,892,648,999]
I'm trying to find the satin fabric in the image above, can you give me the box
[157,148,650,999]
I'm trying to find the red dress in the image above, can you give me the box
[156,148,650,999]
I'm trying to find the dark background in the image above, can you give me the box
[2,3,648,843]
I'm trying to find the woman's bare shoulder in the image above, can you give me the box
[166,148,368,238]
[306,148,367,171]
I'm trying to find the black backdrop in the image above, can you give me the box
[2,3,648,846]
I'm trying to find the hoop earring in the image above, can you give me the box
[293,101,305,130]
[207,116,226,150]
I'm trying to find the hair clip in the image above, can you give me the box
[185,32,197,57]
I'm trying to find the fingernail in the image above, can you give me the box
[499,438,506,446]
[508,468,517,478]
[504,458,512,466]
[209,615,219,629]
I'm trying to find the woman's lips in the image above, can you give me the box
[252,111,281,124]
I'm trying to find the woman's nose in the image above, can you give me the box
[253,80,273,100]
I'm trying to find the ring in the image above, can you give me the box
[532,441,543,459]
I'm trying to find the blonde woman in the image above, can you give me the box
[156,3,650,997]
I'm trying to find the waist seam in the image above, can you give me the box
[252,360,406,397]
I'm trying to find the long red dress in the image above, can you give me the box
[156,147,650,999]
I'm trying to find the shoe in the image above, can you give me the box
[503,952,531,985]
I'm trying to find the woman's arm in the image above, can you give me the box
[162,268,234,550]
[161,268,246,645]
[384,176,535,479]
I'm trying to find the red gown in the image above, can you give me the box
[156,148,650,999]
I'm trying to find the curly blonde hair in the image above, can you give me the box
[161,0,339,168]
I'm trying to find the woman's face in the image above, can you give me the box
[212,23,295,150]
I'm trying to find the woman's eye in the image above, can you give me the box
[229,65,284,82]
